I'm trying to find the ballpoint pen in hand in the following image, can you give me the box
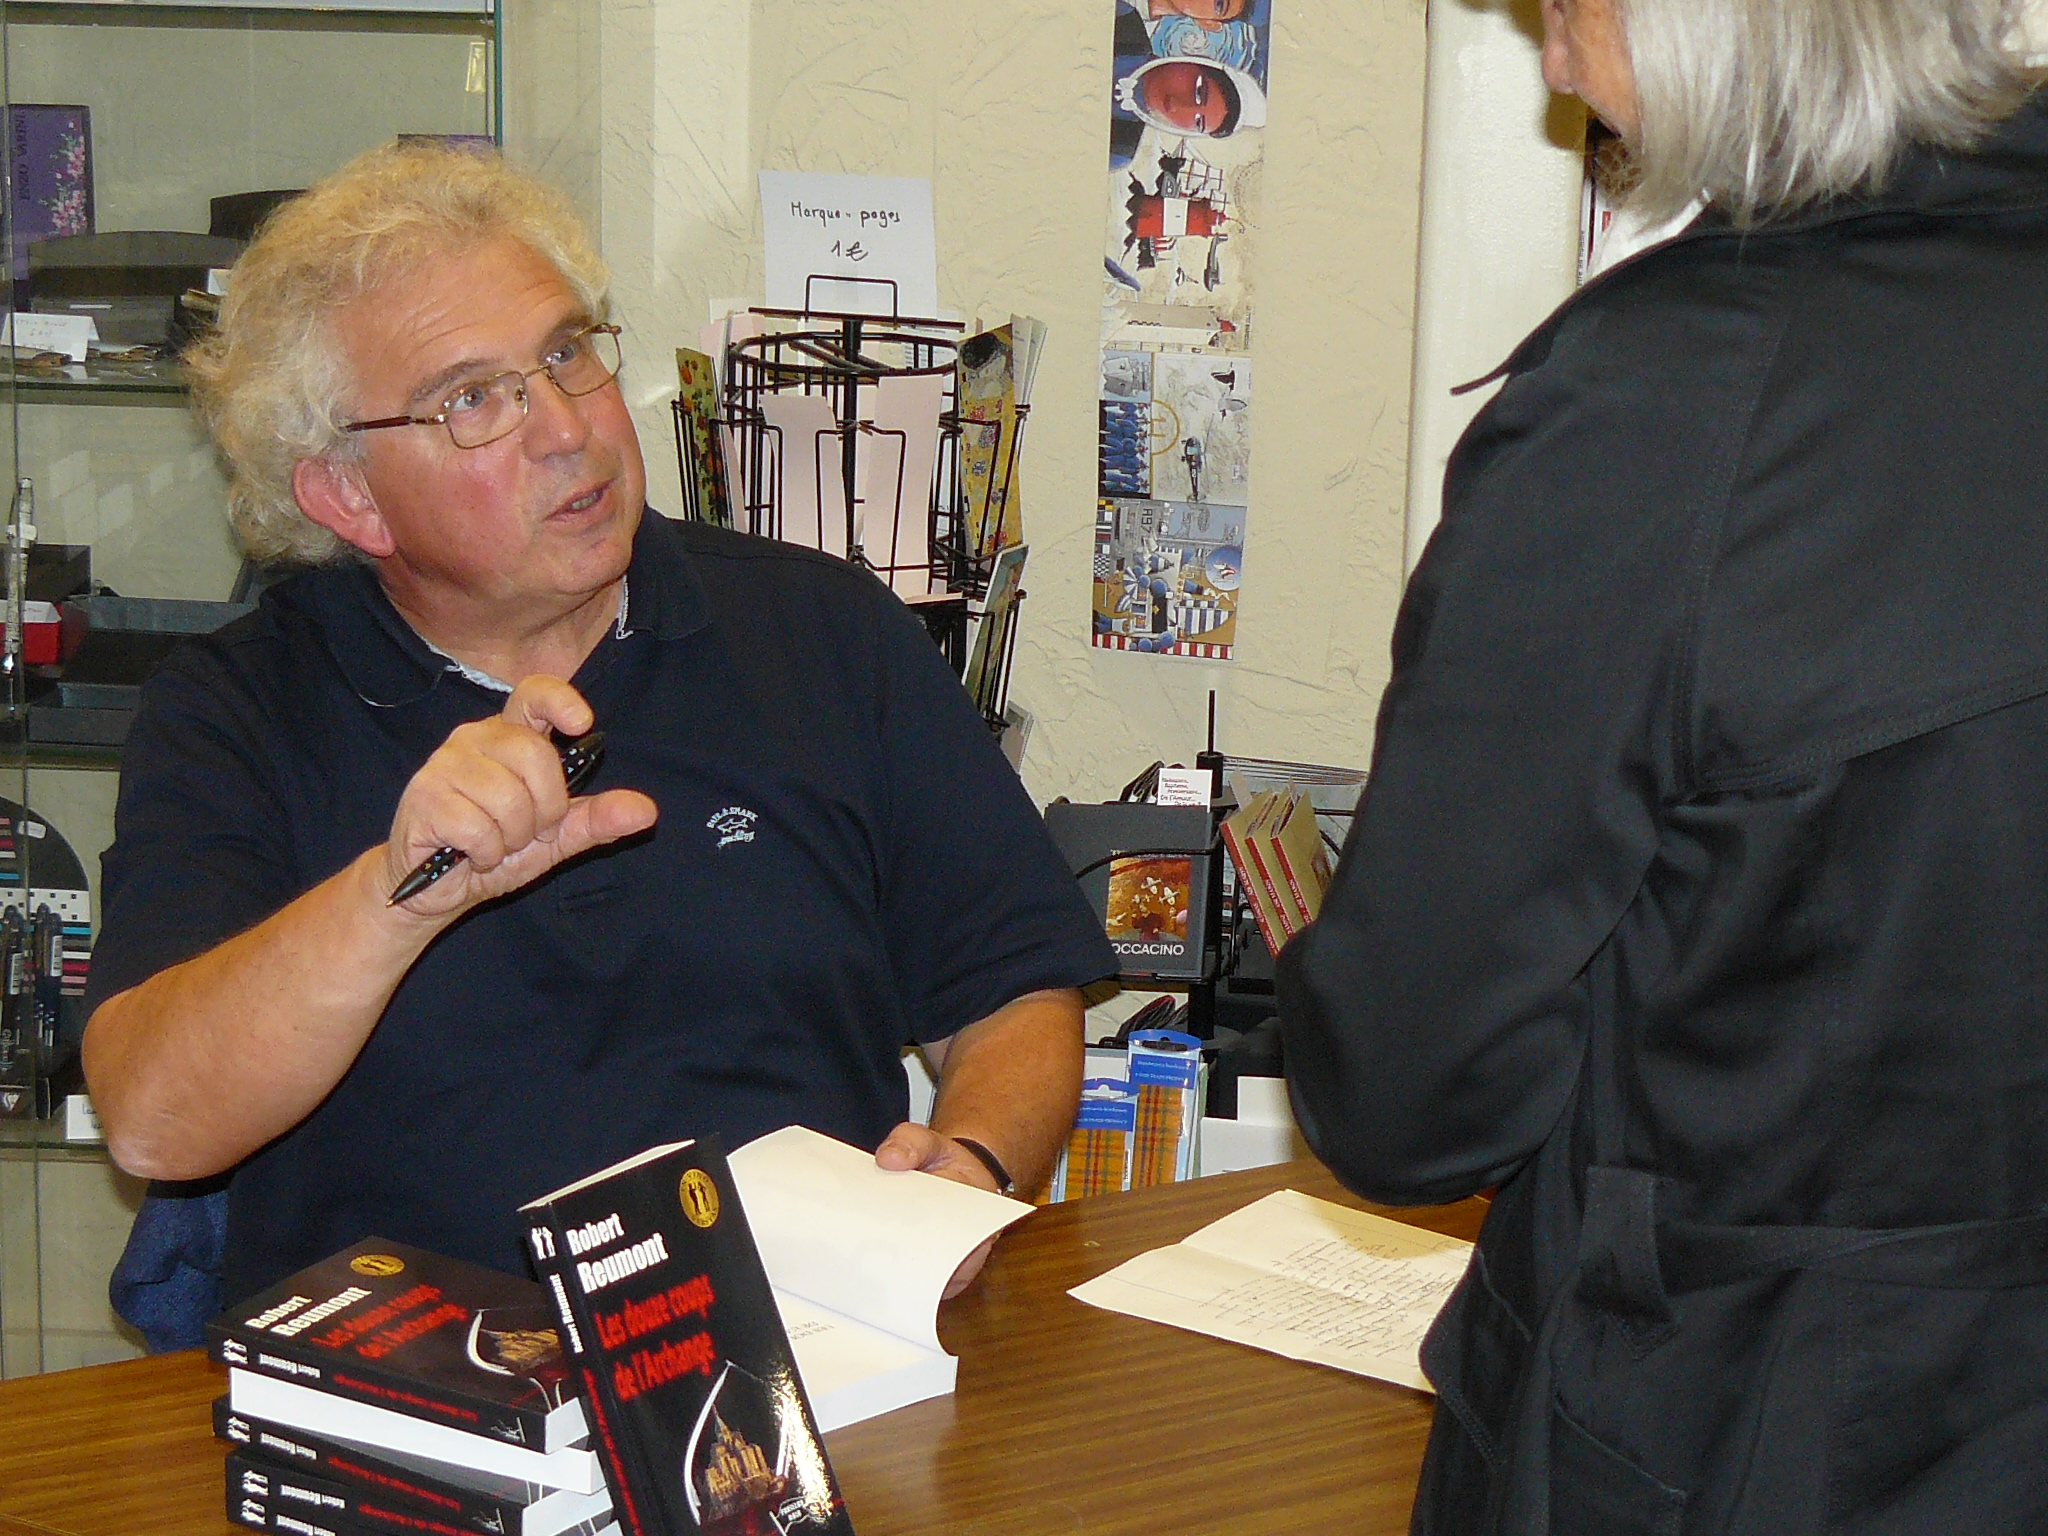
[387,730,607,907]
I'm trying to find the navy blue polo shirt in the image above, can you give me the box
[88,513,1113,1303]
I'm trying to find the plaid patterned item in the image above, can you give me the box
[1131,1083,1185,1188]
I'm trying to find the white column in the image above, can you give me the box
[587,0,761,468]
[1403,0,1585,574]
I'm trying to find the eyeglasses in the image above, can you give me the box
[343,324,624,450]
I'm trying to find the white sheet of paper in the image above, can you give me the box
[1235,1076,1295,1127]
[7,311,96,361]
[1195,1118,1304,1176]
[961,543,1027,706]
[760,172,937,318]
[756,392,844,554]
[1068,1188,1472,1393]
[1155,767,1211,807]
[865,373,945,595]
[1010,314,1048,405]
[701,311,764,519]
[698,310,761,397]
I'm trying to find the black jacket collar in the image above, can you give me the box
[1473,88,2048,391]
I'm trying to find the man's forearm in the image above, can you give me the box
[926,987,1085,1197]
[82,847,446,1181]
[85,678,660,1184]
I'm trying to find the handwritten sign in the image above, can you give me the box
[759,172,937,319]
[5,311,95,362]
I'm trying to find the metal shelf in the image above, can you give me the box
[9,0,491,16]
[7,358,183,400]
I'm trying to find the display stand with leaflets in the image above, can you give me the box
[672,279,1038,734]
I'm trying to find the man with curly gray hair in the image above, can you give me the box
[80,143,1111,1319]
[1282,2,2048,1533]
[182,144,612,570]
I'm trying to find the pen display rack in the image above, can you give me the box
[672,283,1034,731]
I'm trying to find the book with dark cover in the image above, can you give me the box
[225,1476,357,1536]
[225,1452,612,1536]
[227,1372,600,1495]
[519,1138,856,1536]
[1043,801,1213,981]
[8,104,93,286]
[226,1469,619,1536]
[215,1398,611,1536]
[208,1237,588,1455]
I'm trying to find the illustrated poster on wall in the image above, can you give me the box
[1092,0,1270,661]
[1092,497,1242,660]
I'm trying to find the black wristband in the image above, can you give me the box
[950,1136,1015,1196]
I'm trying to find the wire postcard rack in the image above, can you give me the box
[672,275,1034,732]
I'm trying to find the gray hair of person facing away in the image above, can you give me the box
[1617,0,2047,224]
[183,142,610,568]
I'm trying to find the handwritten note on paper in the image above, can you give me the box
[1067,1189,1473,1392]
[6,311,95,362]
[759,172,938,318]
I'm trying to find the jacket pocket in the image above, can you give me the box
[1552,1400,1688,1536]
[1413,1253,1533,1536]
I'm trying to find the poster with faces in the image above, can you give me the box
[1092,0,1270,662]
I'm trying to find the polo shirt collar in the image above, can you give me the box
[615,508,710,645]
[268,507,710,709]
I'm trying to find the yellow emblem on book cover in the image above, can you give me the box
[349,1253,405,1277]
[680,1168,720,1228]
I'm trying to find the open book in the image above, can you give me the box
[728,1125,1033,1430]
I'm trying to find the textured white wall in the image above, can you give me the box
[2023,0,2048,58]
[1405,0,1585,571]
[588,0,1430,804]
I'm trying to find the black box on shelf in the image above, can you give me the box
[32,596,255,747]
[1044,801,1214,983]
[26,544,90,605]
[28,230,244,347]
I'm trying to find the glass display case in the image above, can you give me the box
[0,0,505,1375]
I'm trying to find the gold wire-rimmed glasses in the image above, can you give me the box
[343,323,624,450]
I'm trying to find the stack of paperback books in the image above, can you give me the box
[208,1238,616,1536]
[211,1129,1025,1536]
[1219,786,1333,956]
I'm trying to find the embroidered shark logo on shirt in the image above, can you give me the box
[707,806,758,847]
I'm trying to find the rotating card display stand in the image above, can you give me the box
[672,275,1033,733]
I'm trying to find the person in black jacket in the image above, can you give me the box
[1279,2,2048,1532]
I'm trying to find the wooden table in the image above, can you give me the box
[0,1161,1482,1536]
